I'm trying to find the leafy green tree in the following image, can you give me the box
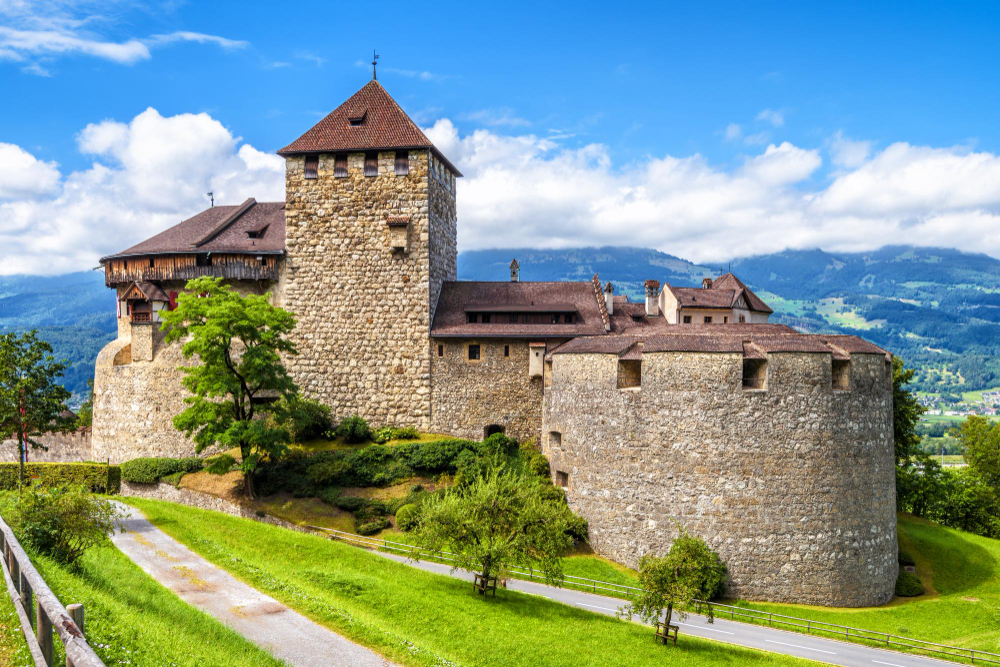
[618,529,725,630]
[896,452,947,517]
[11,485,122,567]
[959,416,1000,490]
[75,378,94,429]
[893,357,926,466]
[415,469,574,589]
[161,277,298,498]
[0,331,73,487]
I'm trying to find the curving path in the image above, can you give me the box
[111,504,393,667]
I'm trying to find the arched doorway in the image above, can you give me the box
[484,424,505,438]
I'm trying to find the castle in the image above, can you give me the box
[91,79,898,607]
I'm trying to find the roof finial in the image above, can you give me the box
[372,49,379,80]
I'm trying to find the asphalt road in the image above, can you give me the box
[376,551,957,667]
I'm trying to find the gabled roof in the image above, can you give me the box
[100,200,286,262]
[712,273,773,313]
[120,281,169,302]
[666,272,773,314]
[277,80,462,176]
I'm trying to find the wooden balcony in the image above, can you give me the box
[104,253,281,287]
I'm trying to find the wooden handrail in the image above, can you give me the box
[0,515,105,667]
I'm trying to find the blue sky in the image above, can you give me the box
[2,1,1000,274]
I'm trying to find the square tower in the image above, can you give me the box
[278,80,460,428]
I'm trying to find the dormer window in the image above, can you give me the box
[348,111,366,126]
[246,225,268,240]
[334,153,348,178]
[364,152,378,177]
[395,150,409,176]
[304,155,318,180]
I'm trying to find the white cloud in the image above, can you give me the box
[755,108,785,127]
[724,123,742,141]
[0,26,150,64]
[460,108,531,127]
[0,143,61,199]
[0,108,283,275]
[145,31,248,50]
[829,130,873,168]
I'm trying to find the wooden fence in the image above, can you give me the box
[0,515,104,667]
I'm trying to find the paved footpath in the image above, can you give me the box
[376,551,957,667]
[111,504,393,667]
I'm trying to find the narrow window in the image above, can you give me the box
[482,314,491,323]
[551,314,561,324]
[304,155,319,179]
[832,359,851,391]
[683,315,692,324]
[196,254,212,267]
[468,344,481,360]
[555,471,569,489]
[364,152,378,177]
[504,345,510,357]
[334,153,348,178]
[704,316,713,324]
[437,344,444,357]
[509,314,518,323]
[565,313,574,323]
[617,360,641,389]
[742,358,767,390]
[395,150,409,175]
[724,316,729,323]
[148,257,154,269]
[739,315,747,323]
[467,313,478,324]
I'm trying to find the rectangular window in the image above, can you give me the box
[551,314,561,324]
[334,154,348,178]
[555,471,569,489]
[548,431,562,447]
[509,314,518,323]
[724,316,728,323]
[364,152,378,177]
[437,344,444,357]
[617,360,641,389]
[482,314,491,323]
[394,150,409,175]
[739,315,747,323]
[148,257,154,268]
[468,344,481,361]
[704,316,713,324]
[504,345,510,357]
[743,358,767,390]
[467,313,478,323]
[683,315,692,324]
[832,359,851,390]
[304,155,319,179]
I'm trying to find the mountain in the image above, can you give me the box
[4,245,1000,398]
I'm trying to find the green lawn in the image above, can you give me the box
[739,514,1000,653]
[125,497,807,667]
[0,500,283,666]
[0,575,32,667]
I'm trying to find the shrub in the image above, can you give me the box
[395,503,420,531]
[286,397,334,442]
[335,496,366,512]
[255,509,266,518]
[161,471,186,487]
[121,457,203,484]
[666,531,728,600]
[306,453,349,487]
[565,513,589,542]
[204,453,237,475]
[0,463,121,494]
[336,416,372,443]
[357,518,390,536]
[371,427,395,445]
[391,426,420,440]
[11,485,122,566]
[898,549,916,566]
[895,569,924,597]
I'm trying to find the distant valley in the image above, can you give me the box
[4,245,1000,413]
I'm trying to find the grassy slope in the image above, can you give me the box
[124,497,807,667]
[0,580,32,667]
[740,514,1000,652]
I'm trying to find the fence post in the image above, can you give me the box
[66,603,84,667]
[19,572,32,628]
[36,603,53,666]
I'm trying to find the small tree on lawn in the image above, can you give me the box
[416,468,574,591]
[0,331,73,488]
[161,277,298,498]
[618,528,726,635]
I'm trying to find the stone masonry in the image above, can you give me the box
[542,350,897,607]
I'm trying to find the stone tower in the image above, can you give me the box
[278,80,460,428]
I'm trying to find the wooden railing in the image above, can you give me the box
[0,515,104,667]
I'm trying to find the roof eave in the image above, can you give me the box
[276,145,463,177]
[99,249,286,264]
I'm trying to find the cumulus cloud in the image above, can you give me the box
[829,130,873,169]
[0,108,283,275]
[0,143,61,198]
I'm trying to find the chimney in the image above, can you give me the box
[604,281,614,315]
[644,280,660,317]
[510,258,520,282]
[702,277,713,289]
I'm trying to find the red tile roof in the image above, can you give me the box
[100,199,286,261]
[666,272,773,314]
[277,80,462,176]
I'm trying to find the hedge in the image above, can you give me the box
[0,462,121,494]
[895,569,924,597]
[120,457,204,484]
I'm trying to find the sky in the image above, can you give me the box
[1,0,1000,275]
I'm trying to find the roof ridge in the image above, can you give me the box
[193,198,256,248]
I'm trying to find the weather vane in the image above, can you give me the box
[372,49,379,80]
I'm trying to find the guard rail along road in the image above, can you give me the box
[313,524,1000,666]
[0,513,105,667]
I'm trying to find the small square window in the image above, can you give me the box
[334,154,348,178]
[467,313,478,324]
[364,152,378,177]
[395,150,409,175]
[437,344,444,357]
[683,315,692,324]
[468,344,481,361]
[739,315,747,323]
[555,471,569,488]
[704,316,713,324]
[504,345,510,357]
[304,155,318,179]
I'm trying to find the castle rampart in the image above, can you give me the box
[541,348,897,607]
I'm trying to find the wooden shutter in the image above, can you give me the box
[394,150,409,175]
[364,152,378,177]
[304,155,318,179]
[334,154,348,178]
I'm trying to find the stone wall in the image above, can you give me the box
[0,429,92,463]
[542,350,897,607]
[430,338,549,442]
[427,154,457,322]
[283,150,450,429]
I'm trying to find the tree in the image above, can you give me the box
[618,529,725,632]
[161,277,298,498]
[893,356,926,467]
[415,468,574,589]
[0,331,73,488]
[75,378,94,429]
[959,415,1000,490]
